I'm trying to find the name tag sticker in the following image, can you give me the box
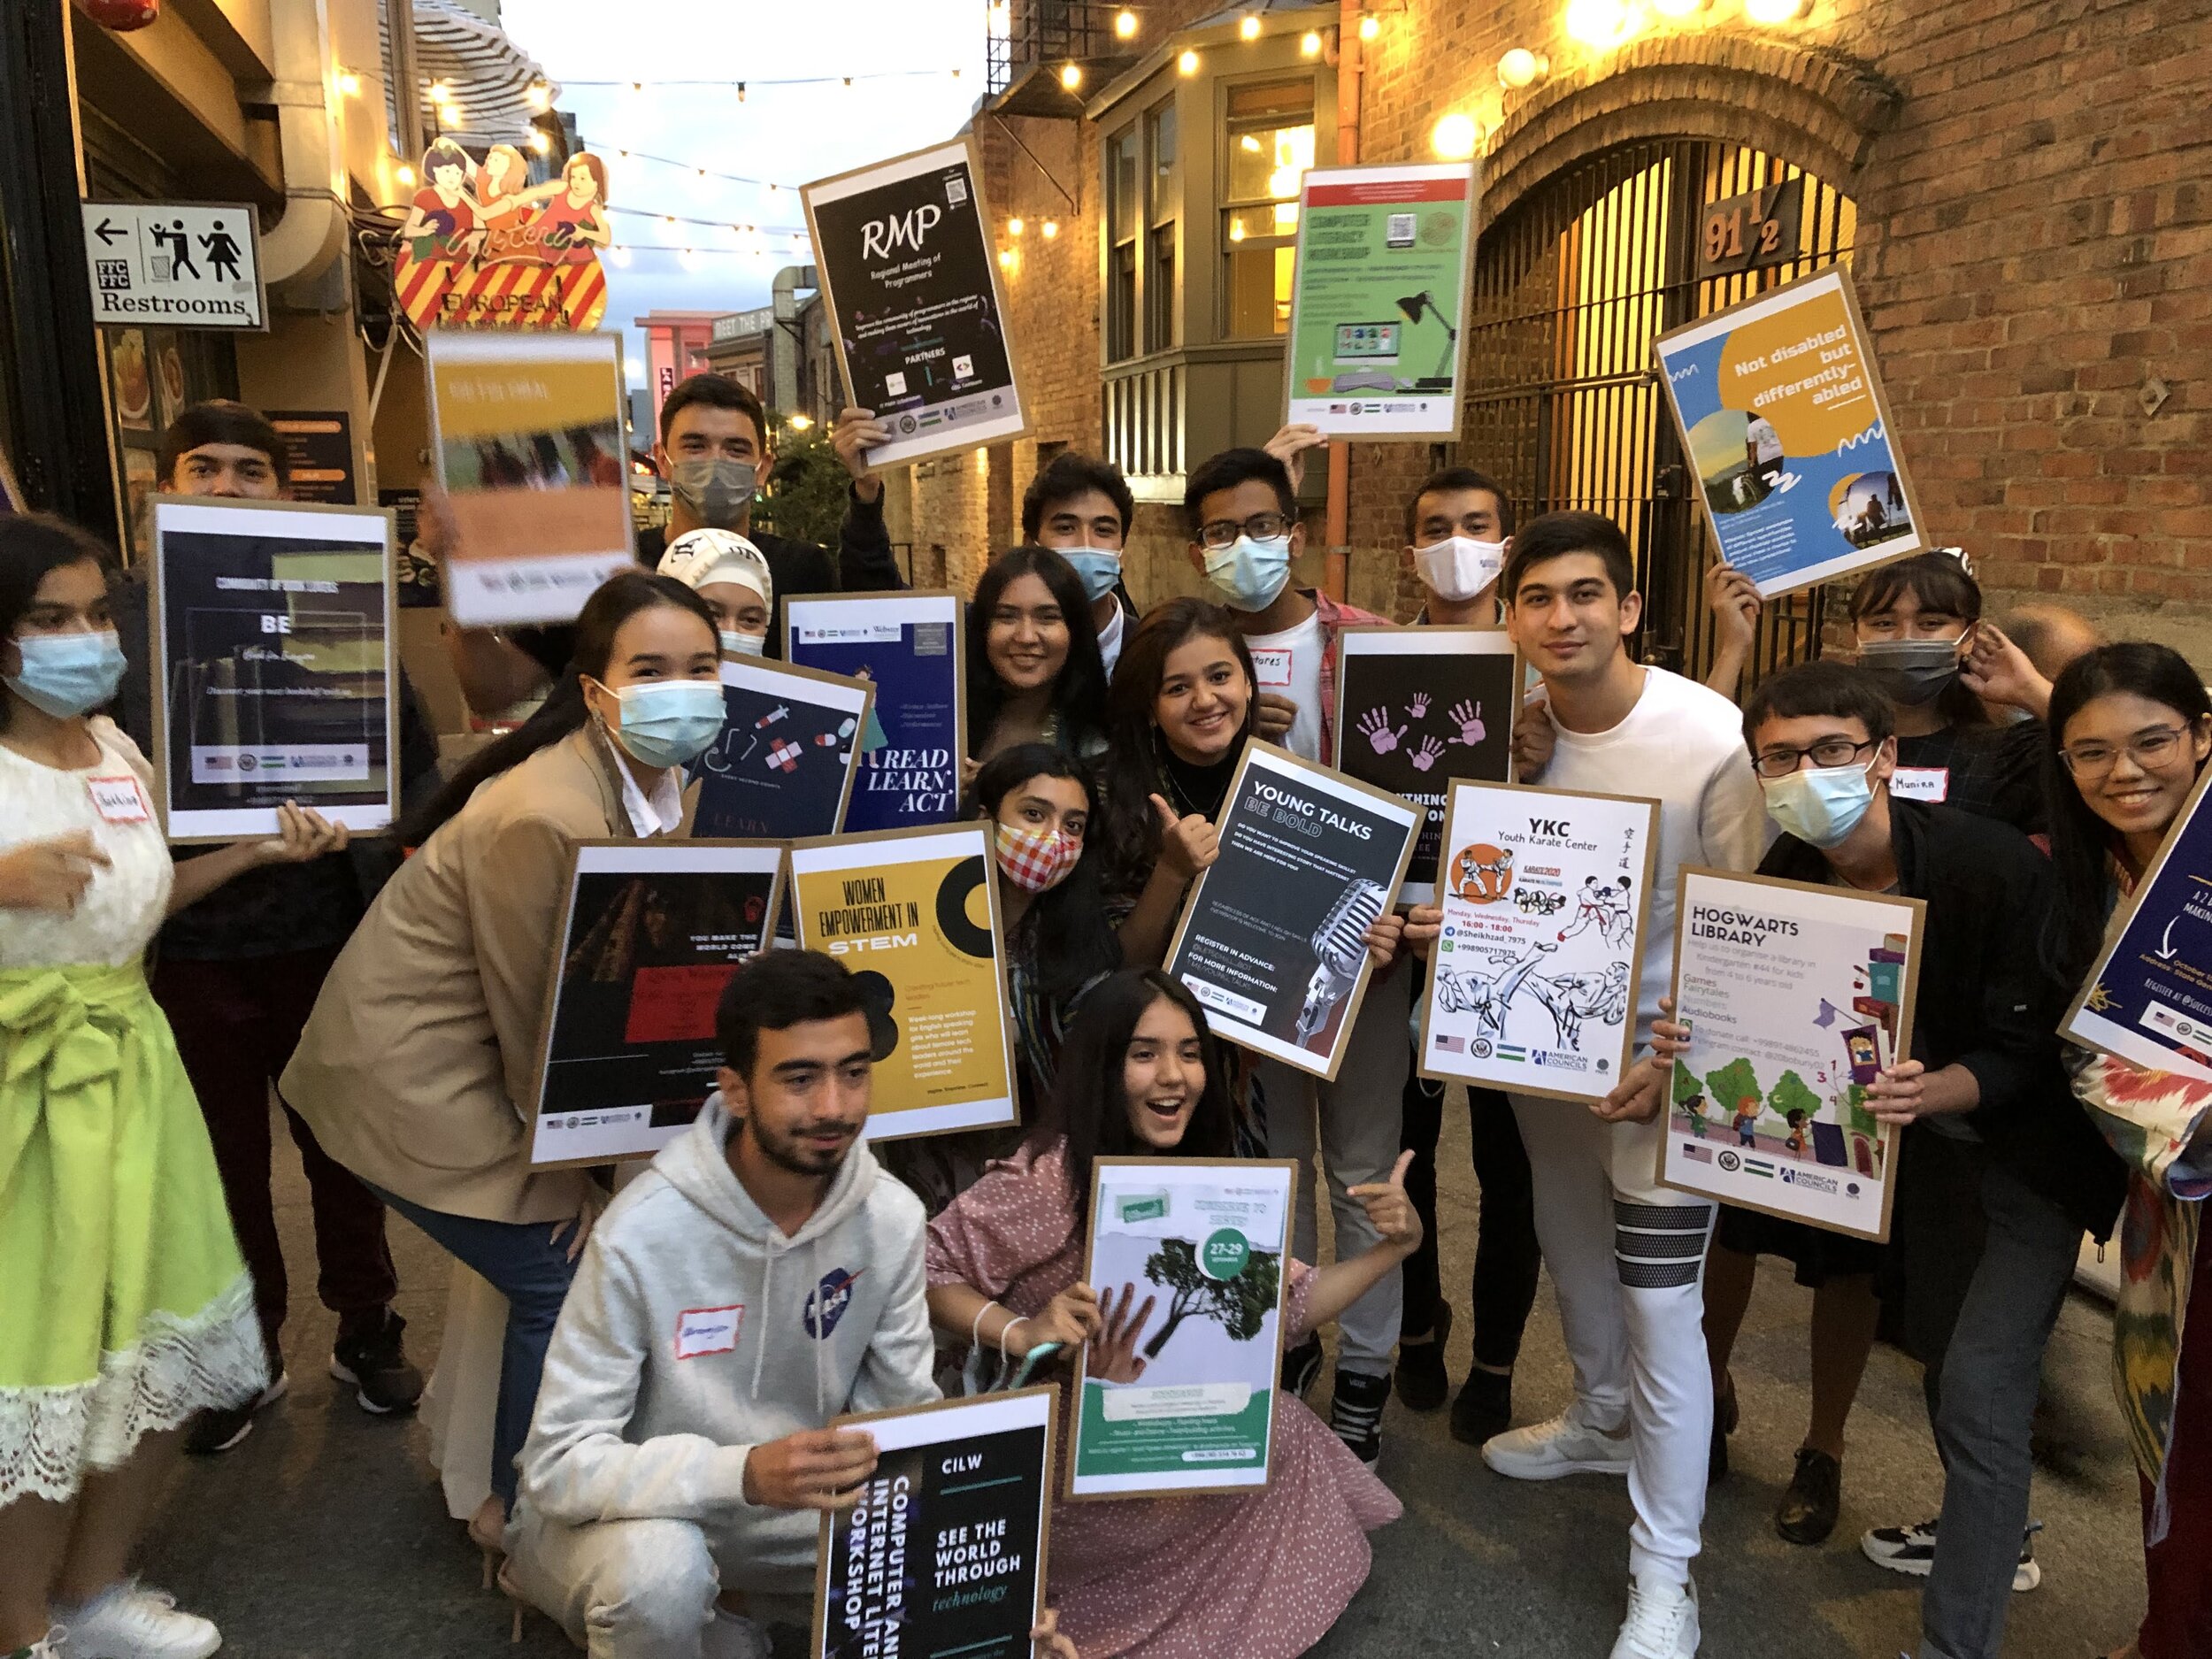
[1248,647,1294,689]
[1890,766,1948,803]
[674,1304,743,1360]
[86,775,150,824]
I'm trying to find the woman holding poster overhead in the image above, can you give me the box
[281,571,724,1561]
[926,970,1415,1659]
[0,515,348,1659]
[2041,644,2212,1659]
[964,545,1109,771]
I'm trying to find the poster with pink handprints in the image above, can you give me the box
[1331,626,1517,903]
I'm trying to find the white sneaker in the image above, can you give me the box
[55,1581,218,1659]
[1609,1572,1700,1659]
[7,1627,66,1658]
[1481,1409,1633,1480]
[701,1609,772,1659]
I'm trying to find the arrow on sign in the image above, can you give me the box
[93,219,127,247]
[2156,919,2180,962]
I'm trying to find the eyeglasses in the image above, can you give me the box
[1197,511,1295,549]
[2058,725,2195,778]
[1751,737,1879,780]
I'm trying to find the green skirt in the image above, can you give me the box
[0,961,266,1505]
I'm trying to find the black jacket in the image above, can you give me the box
[1758,798,2125,1240]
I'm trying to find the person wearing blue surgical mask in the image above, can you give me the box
[1018,452,1138,679]
[1698,659,2120,1632]
[657,526,775,657]
[281,572,725,1568]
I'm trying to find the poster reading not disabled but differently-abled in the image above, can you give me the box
[529,842,784,1168]
[813,1389,1055,1659]
[804,138,1029,469]
[1416,781,1659,1102]
[2062,765,2212,1085]
[1283,162,1477,439]
[1067,1159,1296,1499]
[787,824,1018,1140]
[1332,626,1517,904]
[425,329,634,626]
[1165,742,1419,1079]
[785,591,964,833]
[692,655,874,841]
[148,495,398,841]
[1658,868,1925,1241]
[1654,265,1925,599]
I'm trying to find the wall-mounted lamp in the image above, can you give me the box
[1497,47,1549,87]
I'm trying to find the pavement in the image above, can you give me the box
[142,1091,2147,1657]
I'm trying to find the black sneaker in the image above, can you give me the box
[1862,1518,2043,1591]
[331,1309,424,1415]
[185,1371,288,1454]
[1775,1447,1843,1545]
[1330,1368,1391,1466]
[1280,1334,1324,1400]
[1448,1365,1513,1447]
[1394,1302,1453,1412]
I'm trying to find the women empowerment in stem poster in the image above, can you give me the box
[1654,265,1926,599]
[1416,781,1657,1102]
[1067,1159,1295,1498]
[1658,868,1924,1241]
[1283,161,1477,439]
[788,824,1018,1139]
[786,591,964,833]
[813,1389,1054,1659]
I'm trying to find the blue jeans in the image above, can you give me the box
[370,1186,580,1512]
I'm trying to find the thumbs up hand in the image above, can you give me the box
[1150,794,1219,883]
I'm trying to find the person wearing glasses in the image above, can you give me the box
[2039,644,2212,1659]
[1725,660,2121,1659]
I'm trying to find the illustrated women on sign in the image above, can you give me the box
[534,153,613,265]
[475,142,563,255]
[398,139,485,263]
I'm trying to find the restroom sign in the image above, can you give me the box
[81,201,265,330]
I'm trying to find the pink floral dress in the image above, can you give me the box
[926,1141,1402,1659]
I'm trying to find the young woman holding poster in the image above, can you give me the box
[0,516,348,1659]
[965,546,1110,772]
[926,969,1416,1659]
[280,572,724,1567]
[2040,644,2212,1659]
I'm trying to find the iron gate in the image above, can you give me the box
[1454,140,1857,680]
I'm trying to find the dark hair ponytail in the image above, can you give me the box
[398,572,716,846]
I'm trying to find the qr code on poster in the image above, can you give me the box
[945,173,970,206]
[1386,213,1417,247]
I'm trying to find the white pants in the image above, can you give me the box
[1261,964,1410,1375]
[1509,1094,1716,1582]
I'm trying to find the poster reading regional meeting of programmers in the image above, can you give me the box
[1659,868,1924,1241]
[1165,742,1419,1080]
[1417,781,1658,1102]
[788,824,1017,1140]
[149,495,398,841]
[1068,1159,1295,1499]
[1283,161,1476,438]
[813,1388,1054,1659]
[805,138,1029,469]
[1654,265,1925,599]
[786,590,964,833]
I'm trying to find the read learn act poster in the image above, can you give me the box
[1658,868,1924,1241]
[1654,265,1925,599]
[786,591,964,833]
[1283,162,1477,439]
[787,825,1017,1139]
[1068,1159,1296,1499]
[1417,780,1658,1102]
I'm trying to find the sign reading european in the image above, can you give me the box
[81,201,265,331]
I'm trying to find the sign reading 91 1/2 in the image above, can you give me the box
[82,202,265,330]
[803,138,1029,470]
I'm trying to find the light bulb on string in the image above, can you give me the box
[1497,47,1548,87]
[335,71,361,96]
[1115,8,1137,38]
[1178,48,1200,73]
[396,164,416,186]
[1008,216,1025,236]
[1301,30,1323,56]
[1060,63,1083,89]
[1239,13,1261,40]
[528,130,551,155]
[1358,12,1379,40]
[1041,219,1059,239]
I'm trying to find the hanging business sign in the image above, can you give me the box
[391,141,614,332]
[81,201,265,331]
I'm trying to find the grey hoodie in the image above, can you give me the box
[515,1094,938,1589]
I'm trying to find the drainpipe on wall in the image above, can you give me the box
[770,262,818,418]
[1323,0,1362,602]
[258,0,348,294]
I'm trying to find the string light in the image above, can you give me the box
[562,68,966,88]
[1114,7,1138,37]
[601,149,797,193]
[396,164,416,186]
[1358,12,1379,39]
[1300,29,1323,56]
[1041,219,1059,239]
[1239,13,1261,40]
[1432,111,1479,159]
[525,81,551,111]
[1060,63,1083,89]
[997,249,1016,269]
[1564,0,1639,48]
[528,130,552,154]
[1178,48,1201,73]
[335,70,361,96]
[1497,47,1548,87]
[1008,216,1025,236]
[608,204,812,237]
[787,412,815,431]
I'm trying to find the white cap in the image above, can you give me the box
[658,528,773,608]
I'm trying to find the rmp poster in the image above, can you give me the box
[1654,265,1926,599]
[1283,162,1477,439]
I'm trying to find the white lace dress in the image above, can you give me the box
[0,718,267,1503]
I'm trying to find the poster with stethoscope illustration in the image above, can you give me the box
[1416,780,1659,1103]
[690,653,875,841]
[1331,626,1517,904]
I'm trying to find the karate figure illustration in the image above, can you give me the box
[1557,875,1634,949]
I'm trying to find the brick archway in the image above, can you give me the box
[1479,35,1901,227]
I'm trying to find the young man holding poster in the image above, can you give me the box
[1487,511,1767,1659]
[507,950,950,1659]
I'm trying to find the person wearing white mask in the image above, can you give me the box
[282,572,727,1575]
[656,527,774,657]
